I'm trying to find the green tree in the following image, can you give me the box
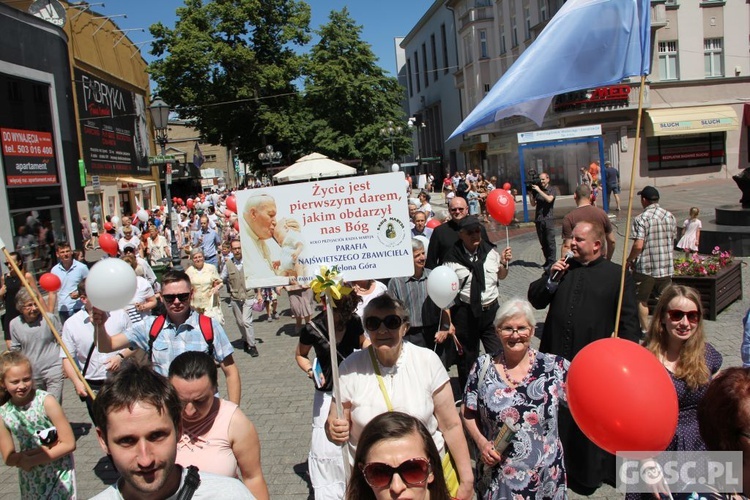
[303,8,409,168]
[149,0,311,166]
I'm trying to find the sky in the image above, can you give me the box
[103,0,434,76]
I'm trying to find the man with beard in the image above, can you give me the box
[92,364,253,499]
[425,197,490,269]
[527,221,640,494]
[442,216,512,389]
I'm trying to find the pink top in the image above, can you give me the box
[176,398,239,478]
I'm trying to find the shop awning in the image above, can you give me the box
[116,176,157,187]
[646,105,739,137]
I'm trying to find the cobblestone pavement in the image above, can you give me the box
[0,179,746,499]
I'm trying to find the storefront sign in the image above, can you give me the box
[0,128,58,186]
[553,85,631,113]
[148,155,176,165]
[75,69,150,176]
[235,172,413,288]
[518,124,602,144]
[28,0,66,27]
[92,175,100,190]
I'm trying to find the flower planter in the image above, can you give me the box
[671,260,743,321]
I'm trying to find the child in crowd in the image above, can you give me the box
[260,287,280,322]
[677,207,702,255]
[0,352,76,498]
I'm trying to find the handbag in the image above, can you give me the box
[368,347,460,497]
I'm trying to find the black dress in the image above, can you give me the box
[2,273,22,341]
[299,313,363,392]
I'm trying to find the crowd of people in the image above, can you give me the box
[0,172,746,500]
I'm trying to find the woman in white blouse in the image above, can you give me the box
[326,294,474,499]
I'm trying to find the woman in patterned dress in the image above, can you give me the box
[462,298,568,499]
[185,248,224,324]
[0,351,76,498]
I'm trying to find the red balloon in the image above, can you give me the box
[39,272,61,292]
[567,338,678,457]
[103,222,113,231]
[226,195,237,213]
[486,189,515,225]
[426,218,441,229]
[224,209,235,219]
[502,182,511,190]
[177,198,184,206]
[233,220,239,232]
[186,199,194,209]
[99,233,119,257]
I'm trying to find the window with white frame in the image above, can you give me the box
[479,30,488,58]
[704,38,723,77]
[524,5,531,40]
[499,22,506,54]
[539,0,547,21]
[658,41,679,80]
[511,14,518,46]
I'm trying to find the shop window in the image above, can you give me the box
[647,132,725,170]
[704,38,723,77]
[10,207,67,277]
[658,41,679,80]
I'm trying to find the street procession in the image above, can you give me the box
[0,0,749,498]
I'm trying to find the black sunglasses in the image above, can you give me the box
[666,309,700,324]
[162,293,191,304]
[364,314,404,332]
[360,457,431,488]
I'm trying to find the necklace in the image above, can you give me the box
[497,348,534,387]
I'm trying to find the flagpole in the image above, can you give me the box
[613,74,647,338]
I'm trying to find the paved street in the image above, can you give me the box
[0,178,747,499]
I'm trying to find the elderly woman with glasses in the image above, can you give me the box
[326,294,474,499]
[185,248,224,324]
[645,285,722,452]
[462,298,569,499]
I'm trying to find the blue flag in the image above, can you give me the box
[449,0,651,139]
[193,142,205,169]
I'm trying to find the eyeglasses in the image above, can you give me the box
[364,314,404,331]
[449,207,466,212]
[499,326,532,336]
[162,293,191,304]
[666,310,701,324]
[361,458,431,488]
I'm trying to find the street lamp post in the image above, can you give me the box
[408,114,426,176]
[380,120,402,163]
[258,145,282,180]
[148,97,182,271]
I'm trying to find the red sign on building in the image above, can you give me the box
[0,128,59,186]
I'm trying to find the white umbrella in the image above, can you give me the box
[273,152,356,183]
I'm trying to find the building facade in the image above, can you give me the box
[403,0,749,197]
[399,0,467,179]
[0,0,159,263]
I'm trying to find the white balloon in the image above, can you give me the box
[426,265,460,309]
[136,209,149,222]
[110,216,120,226]
[86,259,137,312]
[391,163,400,172]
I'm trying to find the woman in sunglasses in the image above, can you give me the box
[347,411,452,500]
[462,298,568,499]
[327,294,474,499]
[644,285,722,453]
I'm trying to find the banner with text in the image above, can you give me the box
[235,172,414,288]
[75,68,150,176]
[0,128,58,186]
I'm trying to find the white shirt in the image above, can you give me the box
[444,248,503,306]
[338,343,449,464]
[126,276,155,323]
[59,309,131,381]
[118,235,141,253]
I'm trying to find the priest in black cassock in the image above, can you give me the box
[528,220,640,495]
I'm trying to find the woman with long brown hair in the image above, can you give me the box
[645,284,722,451]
